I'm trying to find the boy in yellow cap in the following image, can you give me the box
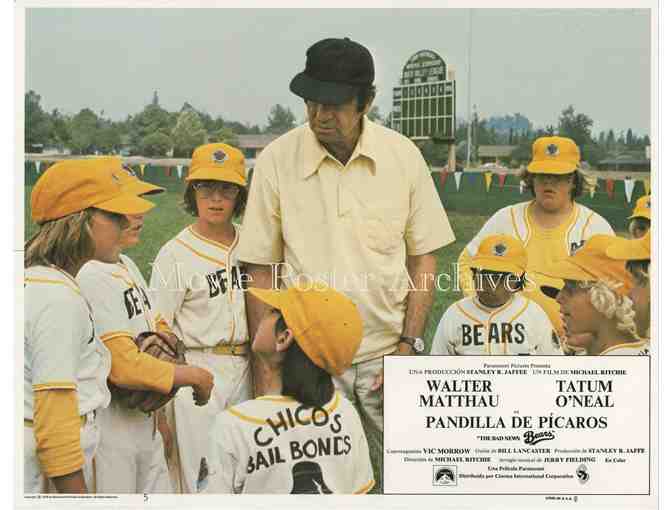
[607,230,651,339]
[539,234,646,355]
[457,137,614,339]
[201,285,374,494]
[150,143,252,493]
[431,235,562,356]
[75,157,214,494]
[24,159,154,493]
[627,194,651,239]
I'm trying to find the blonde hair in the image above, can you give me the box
[577,280,641,340]
[25,209,96,274]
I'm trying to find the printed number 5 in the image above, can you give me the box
[144,493,148,502]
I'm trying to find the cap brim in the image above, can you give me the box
[537,259,595,282]
[290,72,359,104]
[606,236,651,261]
[186,167,246,186]
[627,211,651,220]
[470,256,525,275]
[526,161,577,174]
[247,287,289,312]
[123,180,165,196]
[540,285,561,299]
[95,192,155,215]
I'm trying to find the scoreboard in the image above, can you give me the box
[392,50,456,141]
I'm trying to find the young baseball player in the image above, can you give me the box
[431,235,562,356]
[24,159,155,493]
[202,285,375,494]
[606,230,651,340]
[539,234,646,355]
[76,159,214,493]
[627,194,651,239]
[149,143,252,493]
[457,137,614,338]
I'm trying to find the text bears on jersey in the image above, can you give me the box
[461,322,526,346]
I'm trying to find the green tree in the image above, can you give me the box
[172,110,207,157]
[128,97,175,153]
[368,105,383,123]
[557,105,593,153]
[25,90,52,151]
[49,108,71,147]
[69,108,99,154]
[94,121,122,154]
[210,126,239,147]
[140,132,172,157]
[581,142,608,167]
[266,104,296,134]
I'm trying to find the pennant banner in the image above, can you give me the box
[644,178,651,195]
[624,178,635,203]
[176,165,184,179]
[484,172,493,192]
[35,161,42,174]
[497,173,506,189]
[139,164,146,176]
[467,173,476,186]
[166,166,173,177]
[454,172,462,191]
[439,169,448,188]
[606,179,615,199]
[519,180,525,195]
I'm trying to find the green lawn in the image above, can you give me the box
[24,186,484,345]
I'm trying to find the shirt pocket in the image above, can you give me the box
[359,209,406,255]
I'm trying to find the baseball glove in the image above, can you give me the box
[109,331,187,413]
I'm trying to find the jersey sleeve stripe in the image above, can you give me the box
[99,331,135,342]
[24,277,81,296]
[175,238,228,266]
[580,211,596,241]
[522,203,533,246]
[510,207,523,242]
[354,479,375,494]
[188,225,236,253]
[33,382,77,391]
[507,298,530,324]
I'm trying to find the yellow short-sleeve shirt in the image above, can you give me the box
[238,117,455,363]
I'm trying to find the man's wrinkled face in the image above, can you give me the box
[306,97,366,148]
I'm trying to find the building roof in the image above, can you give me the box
[236,134,281,149]
[478,145,516,158]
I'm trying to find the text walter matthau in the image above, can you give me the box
[420,379,614,429]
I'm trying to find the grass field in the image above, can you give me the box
[24,186,484,344]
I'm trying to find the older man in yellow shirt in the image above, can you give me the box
[238,37,455,490]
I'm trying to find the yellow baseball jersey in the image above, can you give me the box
[430,294,562,356]
[77,254,160,341]
[600,341,650,356]
[150,225,248,348]
[202,392,374,494]
[24,266,111,420]
[458,201,614,335]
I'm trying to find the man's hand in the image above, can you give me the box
[370,342,415,392]
[52,469,87,494]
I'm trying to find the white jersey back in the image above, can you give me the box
[150,225,248,348]
[77,254,158,342]
[431,294,562,356]
[203,392,374,494]
[24,266,111,419]
[601,341,650,356]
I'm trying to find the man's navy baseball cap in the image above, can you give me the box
[290,37,374,105]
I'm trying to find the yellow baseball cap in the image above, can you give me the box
[527,136,580,175]
[248,286,364,376]
[31,159,155,224]
[538,234,634,296]
[628,194,651,220]
[470,234,527,275]
[606,231,651,261]
[186,143,246,186]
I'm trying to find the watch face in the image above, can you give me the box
[414,338,425,353]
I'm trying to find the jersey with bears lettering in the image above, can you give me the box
[77,254,159,342]
[150,225,248,348]
[600,341,650,356]
[202,392,374,494]
[24,266,111,420]
[430,294,562,356]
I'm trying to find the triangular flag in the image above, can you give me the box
[467,173,476,186]
[606,179,615,199]
[484,171,493,192]
[497,173,506,189]
[624,178,635,203]
[454,172,462,191]
[176,165,183,179]
[590,184,596,198]
[35,161,42,174]
[139,164,146,176]
[519,180,525,194]
[166,166,173,177]
[439,168,448,188]
[644,178,651,195]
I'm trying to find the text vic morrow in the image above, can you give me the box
[420,379,613,430]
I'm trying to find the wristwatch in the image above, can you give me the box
[399,336,425,354]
